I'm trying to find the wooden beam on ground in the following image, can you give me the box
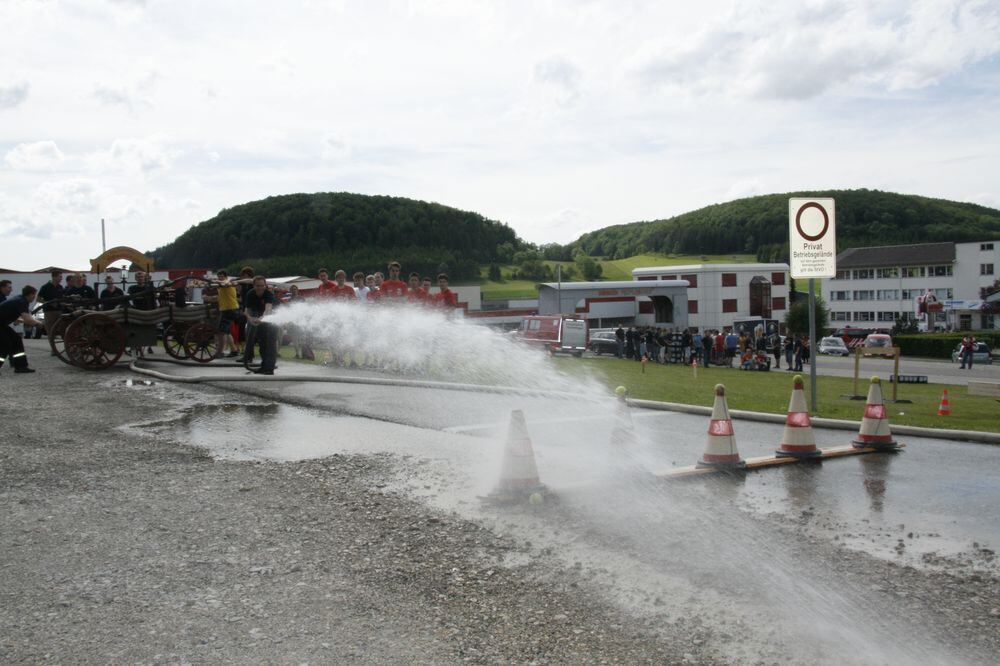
[653,444,905,479]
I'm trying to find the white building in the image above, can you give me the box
[631,263,790,332]
[828,241,999,331]
[536,280,690,329]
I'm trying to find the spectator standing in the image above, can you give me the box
[379,262,409,302]
[960,334,976,369]
[329,270,357,300]
[624,327,635,359]
[701,330,712,368]
[682,328,693,364]
[0,279,11,303]
[77,274,96,300]
[785,335,795,370]
[433,274,458,308]
[614,325,625,358]
[353,272,370,302]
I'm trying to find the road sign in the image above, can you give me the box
[789,198,836,279]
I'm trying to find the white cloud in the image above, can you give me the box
[86,136,178,176]
[0,81,29,108]
[534,55,582,106]
[4,141,66,171]
[629,1,1000,99]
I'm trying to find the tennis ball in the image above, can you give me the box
[615,385,627,397]
[529,492,543,506]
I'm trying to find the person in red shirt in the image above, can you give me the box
[433,273,458,308]
[329,270,357,300]
[316,269,336,299]
[379,261,409,302]
[421,276,433,300]
[406,272,428,304]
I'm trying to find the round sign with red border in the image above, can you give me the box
[795,202,829,242]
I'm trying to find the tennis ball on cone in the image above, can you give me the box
[615,386,627,397]
[529,492,544,506]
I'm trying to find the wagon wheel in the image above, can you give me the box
[163,323,190,360]
[47,313,74,365]
[183,322,218,363]
[63,313,126,370]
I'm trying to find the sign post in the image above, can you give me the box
[789,198,837,413]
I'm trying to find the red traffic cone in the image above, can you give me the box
[852,376,899,451]
[776,375,821,458]
[937,389,951,416]
[492,410,546,498]
[696,384,745,469]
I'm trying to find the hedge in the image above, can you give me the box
[894,332,1000,359]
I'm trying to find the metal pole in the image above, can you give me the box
[809,278,817,412]
[101,218,106,253]
[556,264,562,315]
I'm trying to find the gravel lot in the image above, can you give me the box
[2,345,997,664]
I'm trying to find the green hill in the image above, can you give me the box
[149,192,526,279]
[569,189,1000,262]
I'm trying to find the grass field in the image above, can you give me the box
[275,345,997,434]
[552,356,1000,434]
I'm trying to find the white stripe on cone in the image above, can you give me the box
[495,410,544,493]
[776,375,821,458]
[697,384,744,469]
[852,377,898,450]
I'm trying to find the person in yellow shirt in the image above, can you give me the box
[208,270,243,358]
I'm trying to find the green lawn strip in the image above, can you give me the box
[553,357,998,433]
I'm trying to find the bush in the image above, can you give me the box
[894,332,1000,359]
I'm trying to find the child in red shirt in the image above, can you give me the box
[329,270,357,300]
[433,273,458,308]
[379,261,409,302]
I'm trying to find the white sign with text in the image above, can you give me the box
[789,198,837,279]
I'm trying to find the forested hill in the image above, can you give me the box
[149,192,525,279]
[569,190,1000,262]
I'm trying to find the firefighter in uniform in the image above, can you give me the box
[1,285,45,374]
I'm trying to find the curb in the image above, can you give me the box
[628,398,1000,445]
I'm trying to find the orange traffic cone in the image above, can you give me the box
[937,389,951,416]
[692,356,699,378]
[776,375,822,458]
[491,410,547,499]
[696,384,745,469]
[852,376,899,451]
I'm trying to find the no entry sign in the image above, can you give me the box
[789,198,836,278]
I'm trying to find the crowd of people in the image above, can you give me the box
[0,262,460,376]
[610,324,812,372]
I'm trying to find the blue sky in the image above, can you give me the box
[1,0,999,270]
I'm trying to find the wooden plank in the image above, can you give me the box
[653,443,905,479]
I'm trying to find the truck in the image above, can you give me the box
[515,315,589,357]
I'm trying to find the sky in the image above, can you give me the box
[1,0,999,271]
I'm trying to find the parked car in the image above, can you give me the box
[818,336,849,356]
[951,342,993,365]
[588,331,619,355]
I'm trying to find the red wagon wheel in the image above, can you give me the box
[183,322,218,363]
[163,323,190,360]
[63,313,126,370]
[47,313,74,365]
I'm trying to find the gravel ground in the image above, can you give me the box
[1,349,708,664]
[2,345,998,664]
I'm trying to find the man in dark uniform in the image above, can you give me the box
[99,276,124,310]
[37,270,64,323]
[1,285,44,373]
[127,271,157,355]
[243,275,278,375]
[75,273,96,301]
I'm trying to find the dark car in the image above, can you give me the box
[588,331,619,355]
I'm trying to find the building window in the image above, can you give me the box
[771,272,785,286]
[876,289,899,300]
[835,269,850,280]
[853,269,874,279]
[933,288,953,300]
[830,311,850,322]
[721,273,737,287]
[688,300,698,314]
[982,264,995,275]
[877,312,898,322]
[662,275,677,280]
[982,243,995,251]
[929,265,953,277]
[772,296,786,311]
[982,314,995,329]
[902,266,925,278]
[901,289,923,300]
[830,290,850,301]
[637,276,657,281]
[854,311,875,322]
[749,276,771,318]
[853,290,874,301]
[681,274,698,288]
[876,267,899,279]
[722,298,738,313]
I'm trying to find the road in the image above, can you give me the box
[2,340,998,664]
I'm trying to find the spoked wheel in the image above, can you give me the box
[47,313,74,365]
[163,323,190,360]
[63,313,126,370]
[183,322,218,363]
